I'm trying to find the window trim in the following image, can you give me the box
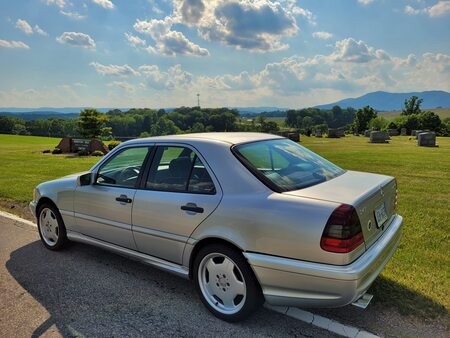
[94,145,154,190]
[143,144,217,195]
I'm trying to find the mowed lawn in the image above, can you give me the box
[0,134,449,319]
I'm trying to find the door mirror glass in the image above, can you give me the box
[78,172,92,186]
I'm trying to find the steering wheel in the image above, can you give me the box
[117,167,140,185]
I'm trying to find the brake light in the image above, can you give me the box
[320,204,364,253]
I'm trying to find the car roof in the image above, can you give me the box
[125,132,283,145]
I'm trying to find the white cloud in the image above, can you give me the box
[45,0,66,9]
[312,31,333,40]
[331,38,390,63]
[34,25,48,36]
[173,0,301,52]
[405,1,450,17]
[134,17,209,56]
[56,32,96,49]
[16,19,33,34]
[0,39,30,49]
[108,81,135,92]
[60,10,86,20]
[125,33,146,47]
[357,0,374,5]
[90,62,140,77]
[92,0,115,10]
[139,64,193,90]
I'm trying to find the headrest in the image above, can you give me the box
[169,157,192,177]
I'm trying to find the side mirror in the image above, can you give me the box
[77,172,93,186]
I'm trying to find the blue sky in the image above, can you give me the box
[0,0,449,108]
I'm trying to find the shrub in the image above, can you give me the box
[108,140,122,150]
[91,150,104,157]
[78,149,89,156]
[42,149,51,154]
[52,148,63,154]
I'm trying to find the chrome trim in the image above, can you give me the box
[59,209,73,217]
[74,212,131,231]
[132,225,188,243]
[66,231,189,278]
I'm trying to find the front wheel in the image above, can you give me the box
[37,203,68,251]
[193,243,263,322]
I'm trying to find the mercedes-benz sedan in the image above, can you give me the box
[30,132,402,322]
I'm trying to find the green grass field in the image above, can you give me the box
[0,134,448,319]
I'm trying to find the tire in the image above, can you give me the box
[193,243,263,322]
[37,202,68,251]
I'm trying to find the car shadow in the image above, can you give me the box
[6,240,325,337]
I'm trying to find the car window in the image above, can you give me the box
[96,147,149,188]
[235,139,345,191]
[146,146,215,194]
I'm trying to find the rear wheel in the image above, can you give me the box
[194,243,263,322]
[37,203,68,250]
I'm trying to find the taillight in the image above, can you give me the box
[320,204,364,253]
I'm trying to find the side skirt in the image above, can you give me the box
[66,231,190,279]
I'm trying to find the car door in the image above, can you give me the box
[132,144,222,264]
[74,146,152,249]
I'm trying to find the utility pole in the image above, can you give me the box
[197,93,200,108]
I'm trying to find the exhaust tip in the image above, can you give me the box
[351,293,373,309]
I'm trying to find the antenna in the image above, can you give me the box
[197,93,200,108]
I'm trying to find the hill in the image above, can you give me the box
[315,90,450,111]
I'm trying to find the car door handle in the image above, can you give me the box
[181,204,204,213]
[116,195,132,203]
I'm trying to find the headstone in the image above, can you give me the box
[56,137,73,153]
[411,130,423,137]
[417,132,437,147]
[315,131,323,138]
[364,130,370,137]
[400,128,407,136]
[414,130,423,139]
[370,131,389,143]
[327,129,340,138]
[88,139,109,154]
[387,129,399,136]
[287,132,300,142]
[337,128,346,137]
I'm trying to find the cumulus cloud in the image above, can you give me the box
[92,0,115,10]
[34,25,48,36]
[405,1,450,17]
[139,64,193,90]
[16,19,33,34]
[45,0,86,19]
[0,39,30,49]
[172,0,300,52]
[312,31,333,40]
[134,17,209,56]
[331,38,390,63]
[90,62,140,77]
[60,10,86,20]
[56,32,96,49]
[125,33,146,47]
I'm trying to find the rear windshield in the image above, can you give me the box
[234,139,345,191]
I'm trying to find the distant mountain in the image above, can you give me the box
[233,107,288,115]
[0,107,128,114]
[0,112,80,121]
[315,90,450,111]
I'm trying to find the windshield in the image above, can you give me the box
[234,139,345,191]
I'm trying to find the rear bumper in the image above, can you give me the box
[244,214,403,308]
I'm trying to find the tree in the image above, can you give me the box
[368,116,388,131]
[402,96,423,116]
[419,111,441,131]
[78,109,108,139]
[353,106,377,133]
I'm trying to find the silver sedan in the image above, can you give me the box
[30,132,402,322]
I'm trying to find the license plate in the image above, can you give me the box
[374,203,388,228]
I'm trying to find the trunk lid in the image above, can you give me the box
[283,170,397,249]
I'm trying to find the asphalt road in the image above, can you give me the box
[0,216,336,338]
